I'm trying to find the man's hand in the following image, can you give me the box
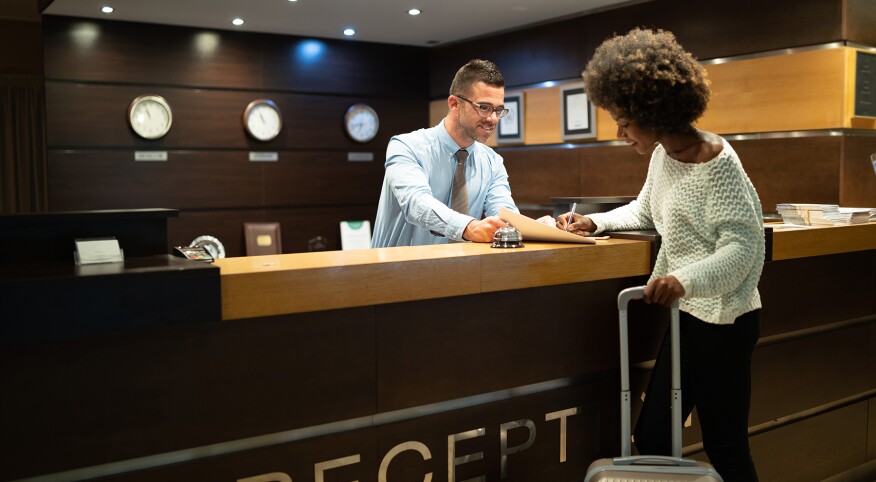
[462,216,507,242]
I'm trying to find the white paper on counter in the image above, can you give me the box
[499,208,596,244]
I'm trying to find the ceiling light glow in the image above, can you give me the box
[408,8,421,15]
[101,6,113,13]
[343,28,355,36]
[232,18,244,26]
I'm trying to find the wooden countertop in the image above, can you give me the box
[216,222,876,320]
[215,239,651,320]
[768,221,876,261]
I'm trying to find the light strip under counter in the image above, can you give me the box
[214,239,652,320]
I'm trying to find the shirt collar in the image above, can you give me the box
[438,119,474,158]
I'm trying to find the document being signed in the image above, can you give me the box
[499,208,597,244]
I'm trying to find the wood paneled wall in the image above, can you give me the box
[43,16,430,256]
[428,0,876,96]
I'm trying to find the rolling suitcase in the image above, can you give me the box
[583,286,723,482]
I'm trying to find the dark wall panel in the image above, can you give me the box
[0,19,43,75]
[43,16,429,257]
[841,135,876,207]
[497,134,847,216]
[43,16,429,98]
[45,81,424,150]
[429,0,846,96]
[0,307,377,480]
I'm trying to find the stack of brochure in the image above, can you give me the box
[776,203,873,226]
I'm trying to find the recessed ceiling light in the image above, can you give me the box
[101,6,113,13]
[232,18,244,26]
[408,8,421,15]
[343,28,355,36]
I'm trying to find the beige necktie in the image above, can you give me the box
[451,149,469,214]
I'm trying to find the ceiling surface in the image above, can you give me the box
[43,0,641,47]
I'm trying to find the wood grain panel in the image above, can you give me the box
[699,48,846,134]
[43,16,262,89]
[43,16,429,97]
[759,251,876,336]
[749,402,868,482]
[749,324,872,427]
[45,81,425,150]
[0,19,43,76]
[499,147,579,205]
[0,308,377,480]
[430,0,850,98]
[260,34,428,98]
[846,0,876,48]
[840,135,876,207]
[376,280,654,412]
[262,151,385,207]
[731,136,842,212]
[770,223,876,261]
[168,204,379,257]
[47,150,264,211]
[215,240,653,320]
[578,146,648,197]
[523,86,562,145]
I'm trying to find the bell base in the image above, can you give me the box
[491,241,524,248]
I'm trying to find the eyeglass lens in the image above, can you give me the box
[457,95,509,119]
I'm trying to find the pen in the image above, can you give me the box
[566,202,577,232]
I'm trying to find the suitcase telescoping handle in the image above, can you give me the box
[617,286,691,465]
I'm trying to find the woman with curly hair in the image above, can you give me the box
[562,28,763,481]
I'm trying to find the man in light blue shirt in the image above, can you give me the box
[371,59,519,247]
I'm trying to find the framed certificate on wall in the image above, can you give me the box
[560,83,597,141]
[496,91,524,144]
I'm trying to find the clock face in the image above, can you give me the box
[344,103,379,143]
[128,95,172,140]
[243,99,282,142]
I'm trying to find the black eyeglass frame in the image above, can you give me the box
[454,95,510,119]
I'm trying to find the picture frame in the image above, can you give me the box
[496,91,524,144]
[560,83,597,141]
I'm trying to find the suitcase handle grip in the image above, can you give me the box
[613,455,698,467]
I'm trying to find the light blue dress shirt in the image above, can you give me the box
[370,120,519,247]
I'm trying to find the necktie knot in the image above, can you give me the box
[455,149,468,165]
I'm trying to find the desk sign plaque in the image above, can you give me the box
[855,51,875,118]
[74,237,124,265]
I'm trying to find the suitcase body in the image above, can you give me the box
[583,286,723,482]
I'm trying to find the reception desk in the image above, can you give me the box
[2,222,874,482]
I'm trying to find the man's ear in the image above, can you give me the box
[447,95,460,111]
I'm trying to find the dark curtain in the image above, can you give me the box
[0,74,47,214]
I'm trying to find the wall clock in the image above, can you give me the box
[344,103,379,143]
[189,235,226,259]
[243,99,282,142]
[128,94,173,140]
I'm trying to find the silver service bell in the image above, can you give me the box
[491,224,524,248]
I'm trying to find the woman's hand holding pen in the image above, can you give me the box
[558,213,597,236]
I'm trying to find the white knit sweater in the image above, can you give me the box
[589,139,764,324]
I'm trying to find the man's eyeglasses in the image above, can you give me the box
[455,95,509,119]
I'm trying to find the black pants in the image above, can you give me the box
[633,309,760,482]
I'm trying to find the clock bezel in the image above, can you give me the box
[128,94,173,140]
[243,99,283,142]
[344,103,379,143]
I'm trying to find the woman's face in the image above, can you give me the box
[612,112,658,155]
